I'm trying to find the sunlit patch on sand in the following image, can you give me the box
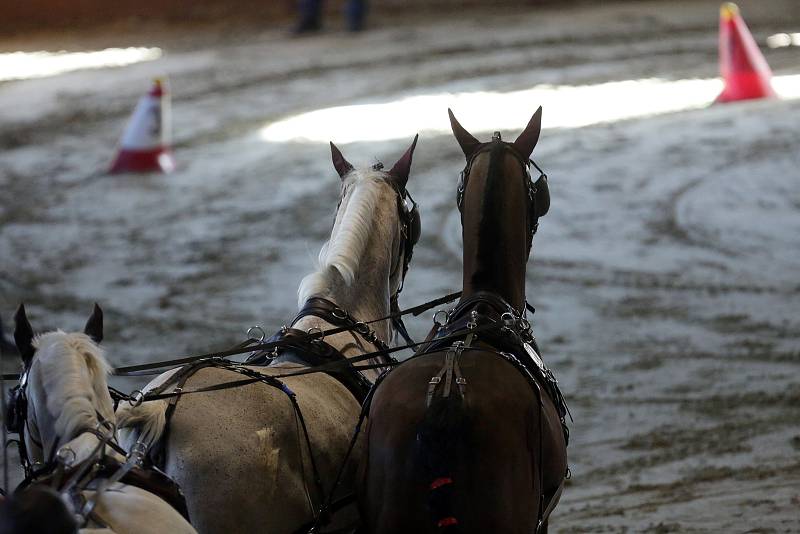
[766,32,800,48]
[259,74,800,144]
[0,47,163,82]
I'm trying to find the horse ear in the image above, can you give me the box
[84,303,103,344]
[513,106,543,160]
[14,303,35,366]
[448,109,481,159]
[330,142,354,179]
[387,134,419,190]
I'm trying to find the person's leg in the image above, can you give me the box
[346,0,367,32]
[295,0,323,33]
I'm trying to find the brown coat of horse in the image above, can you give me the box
[358,109,568,533]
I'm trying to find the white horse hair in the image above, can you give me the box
[14,310,196,534]
[298,168,387,306]
[33,331,114,441]
[116,138,418,534]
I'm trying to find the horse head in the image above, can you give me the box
[298,136,420,329]
[10,303,116,468]
[448,108,550,311]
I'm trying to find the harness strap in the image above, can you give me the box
[425,332,474,407]
[138,359,327,518]
[0,292,466,382]
[306,369,391,534]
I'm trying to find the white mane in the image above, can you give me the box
[32,331,114,441]
[297,168,390,307]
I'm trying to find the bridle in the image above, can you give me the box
[5,361,125,485]
[5,370,36,478]
[456,132,550,252]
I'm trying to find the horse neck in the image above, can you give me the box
[296,174,400,355]
[461,144,530,312]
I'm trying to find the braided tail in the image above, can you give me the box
[416,393,468,531]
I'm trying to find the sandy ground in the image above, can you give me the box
[1,0,799,531]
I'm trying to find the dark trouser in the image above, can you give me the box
[296,0,322,31]
[346,0,367,31]
[297,0,367,32]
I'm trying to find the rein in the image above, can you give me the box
[0,292,462,383]
[111,320,497,406]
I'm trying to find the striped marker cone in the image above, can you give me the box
[715,2,777,103]
[109,79,175,174]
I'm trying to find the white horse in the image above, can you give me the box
[7,303,196,534]
[117,137,419,534]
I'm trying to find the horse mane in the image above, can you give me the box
[32,331,114,441]
[297,167,388,307]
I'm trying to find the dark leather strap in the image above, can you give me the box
[248,328,372,403]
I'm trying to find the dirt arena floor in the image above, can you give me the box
[1,0,799,531]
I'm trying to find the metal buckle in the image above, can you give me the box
[129,441,149,465]
[429,376,441,385]
[56,446,76,467]
[128,390,145,408]
[247,326,266,342]
[332,308,348,320]
[354,321,370,336]
[306,326,324,341]
[433,309,449,326]
[467,311,479,330]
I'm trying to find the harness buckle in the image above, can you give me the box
[433,309,449,326]
[56,446,77,467]
[128,390,145,408]
[247,325,266,342]
[354,321,370,336]
[429,376,441,385]
[306,326,325,342]
[466,311,479,330]
[332,308,348,320]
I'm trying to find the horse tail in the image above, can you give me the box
[416,391,469,531]
[116,399,168,453]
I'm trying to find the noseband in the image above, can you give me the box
[456,132,550,251]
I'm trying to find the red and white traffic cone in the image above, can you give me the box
[109,79,175,174]
[715,2,777,104]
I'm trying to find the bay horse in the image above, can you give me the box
[5,304,196,533]
[117,137,420,534]
[358,109,568,533]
